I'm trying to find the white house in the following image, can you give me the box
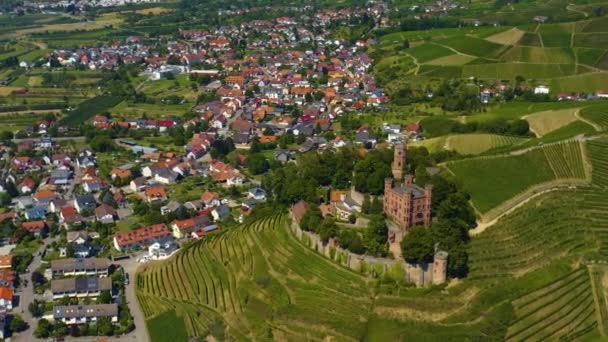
[534,85,550,95]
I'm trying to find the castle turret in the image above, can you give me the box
[391,143,406,179]
[404,174,414,185]
[432,250,448,285]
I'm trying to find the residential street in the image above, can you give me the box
[14,238,55,341]
[12,242,149,341]
[115,254,149,342]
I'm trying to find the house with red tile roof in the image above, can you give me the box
[113,223,172,252]
[144,186,167,203]
[0,286,13,310]
[22,221,47,236]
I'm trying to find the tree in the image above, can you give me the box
[400,226,434,264]
[10,314,28,333]
[318,218,338,242]
[53,321,68,337]
[353,150,392,195]
[248,154,269,175]
[31,271,46,285]
[364,215,388,256]
[97,317,114,336]
[98,290,112,304]
[437,193,477,228]
[35,319,52,338]
[89,136,116,152]
[369,197,384,215]
[361,195,371,214]
[100,190,117,208]
[27,299,44,317]
[299,204,322,232]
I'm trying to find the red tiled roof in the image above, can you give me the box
[0,286,13,300]
[113,223,170,247]
[22,220,46,232]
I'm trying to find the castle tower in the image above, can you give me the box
[432,251,448,285]
[391,143,406,179]
[423,184,433,226]
[383,178,393,216]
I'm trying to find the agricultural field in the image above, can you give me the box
[374,15,608,91]
[445,141,588,215]
[524,107,580,136]
[579,105,608,131]
[60,95,123,126]
[137,214,375,341]
[468,138,608,277]
[506,268,597,341]
[486,27,525,45]
[444,134,527,155]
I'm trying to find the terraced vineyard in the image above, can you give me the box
[580,107,608,131]
[446,140,588,215]
[468,139,608,279]
[136,214,374,341]
[506,268,597,341]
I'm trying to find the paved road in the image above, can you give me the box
[114,254,149,342]
[14,238,56,341]
[12,136,86,143]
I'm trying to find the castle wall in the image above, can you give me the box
[289,218,446,287]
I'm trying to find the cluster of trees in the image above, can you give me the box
[400,178,476,278]
[299,204,389,257]
[42,72,77,88]
[353,149,392,195]
[263,148,361,205]
[450,118,530,137]
[35,317,115,338]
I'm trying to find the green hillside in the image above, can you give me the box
[136,137,608,341]
[373,16,608,92]
[445,141,589,215]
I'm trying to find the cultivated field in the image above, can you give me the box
[445,134,526,155]
[524,108,580,136]
[137,215,374,341]
[445,140,589,215]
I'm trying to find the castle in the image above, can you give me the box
[384,143,433,230]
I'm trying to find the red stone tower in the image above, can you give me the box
[391,143,405,179]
